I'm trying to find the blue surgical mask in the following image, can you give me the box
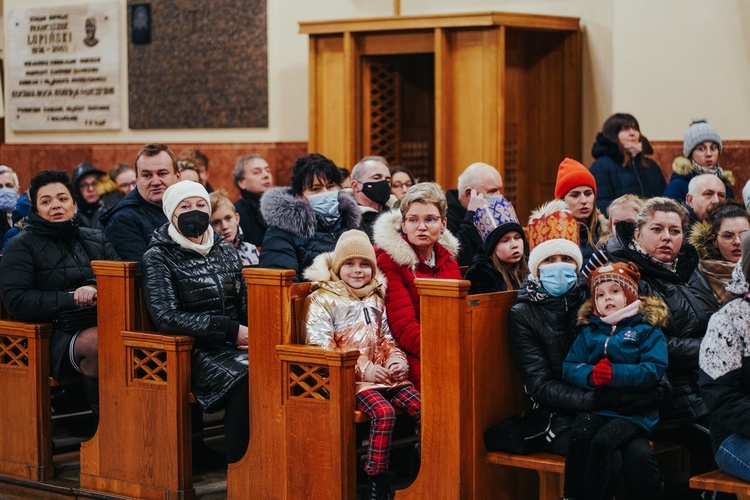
[307,191,340,220]
[0,188,17,211]
[484,195,503,208]
[539,262,578,297]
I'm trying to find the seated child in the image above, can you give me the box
[209,189,259,266]
[562,262,668,499]
[464,195,529,294]
[303,229,420,500]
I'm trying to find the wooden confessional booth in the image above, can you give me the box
[300,11,582,220]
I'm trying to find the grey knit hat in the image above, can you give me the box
[683,120,722,158]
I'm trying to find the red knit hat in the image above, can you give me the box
[554,158,597,199]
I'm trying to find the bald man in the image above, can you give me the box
[685,173,726,226]
[445,162,503,266]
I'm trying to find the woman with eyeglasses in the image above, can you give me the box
[372,182,460,390]
[389,166,416,204]
[690,199,750,305]
[71,162,107,230]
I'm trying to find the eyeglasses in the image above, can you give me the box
[718,230,749,243]
[118,180,137,190]
[404,216,441,228]
[80,181,98,190]
[392,182,413,190]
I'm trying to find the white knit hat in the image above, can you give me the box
[162,180,211,221]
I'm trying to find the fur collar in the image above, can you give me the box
[577,295,669,327]
[689,220,721,261]
[303,250,387,295]
[260,187,361,239]
[372,209,460,269]
[672,155,735,185]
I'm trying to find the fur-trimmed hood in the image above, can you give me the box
[689,220,721,261]
[260,187,362,239]
[672,155,735,186]
[372,209,460,269]
[303,250,387,295]
[577,295,669,327]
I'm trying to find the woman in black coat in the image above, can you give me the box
[0,170,119,413]
[142,180,249,463]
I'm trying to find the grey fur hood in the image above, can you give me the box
[372,209,460,269]
[260,187,362,239]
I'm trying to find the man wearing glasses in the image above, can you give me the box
[71,162,107,230]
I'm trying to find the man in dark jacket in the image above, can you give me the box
[100,143,181,263]
[233,154,272,247]
[445,162,503,266]
[71,162,107,230]
[350,155,393,241]
[684,173,726,227]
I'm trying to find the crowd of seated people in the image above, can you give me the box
[0,119,748,499]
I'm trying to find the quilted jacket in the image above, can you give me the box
[372,209,461,390]
[142,224,248,412]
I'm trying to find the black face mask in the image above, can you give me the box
[361,180,391,206]
[176,210,210,238]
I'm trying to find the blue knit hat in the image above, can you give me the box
[683,120,722,158]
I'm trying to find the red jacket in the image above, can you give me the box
[373,210,461,390]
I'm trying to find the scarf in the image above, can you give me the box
[167,224,214,256]
[692,160,725,180]
[600,299,641,326]
[631,239,678,273]
[699,259,738,304]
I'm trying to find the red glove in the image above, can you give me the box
[592,358,612,386]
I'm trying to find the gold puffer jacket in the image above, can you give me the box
[303,252,410,394]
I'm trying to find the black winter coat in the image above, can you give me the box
[259,187,362,282]
[100,189,168,264]
[465,254,513,294]
[0,213,119,377]
[607,221,718,427]
[590,133,666,212]
[142,225,248,412]
[235,189,267,247]
[446,189,481,267]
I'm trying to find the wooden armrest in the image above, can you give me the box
[276,344,360,366]
[486,451,565,473]
[0,319,52,338]
[690,470,750,496]
[121,330,194,351]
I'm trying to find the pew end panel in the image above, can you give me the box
[0,320,54,481]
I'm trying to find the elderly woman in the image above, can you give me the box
[554,158,608,261]
[372,182,460,390]
[605,196,719,473]
[0,170,119,415]
[690,199,750,305]
[142,180,249,463]
[259,153,361,281]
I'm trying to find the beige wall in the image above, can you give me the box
[4,0,749,162]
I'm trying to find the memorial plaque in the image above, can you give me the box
[127,0,268,129]
[7,2,122,132]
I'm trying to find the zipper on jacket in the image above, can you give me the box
[363,307,371,325]
[603,324,616,357]
[631,158,646,197]
[204,255,226,316]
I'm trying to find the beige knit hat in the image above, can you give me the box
[331,229,377,275]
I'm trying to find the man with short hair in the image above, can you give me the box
[446,162,504,266]
[350,155,393,240]
[178,148,213,192]
[685,173,727,225]
[0,166,19,238]
[101,143,181,263]
[233,154,273,247]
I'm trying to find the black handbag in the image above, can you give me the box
[483,407,555,455]
[53,306,98,331]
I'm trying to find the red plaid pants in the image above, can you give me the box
[356,386,421,476]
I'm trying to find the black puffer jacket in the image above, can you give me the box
[100,189,168,264]
[0,212,119,376]
[606,221,718,427]
[142,225,248,412]
[259,187,361,281]
[465,254,515,294]
[235,189,267,247]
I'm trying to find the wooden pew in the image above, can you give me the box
[79,261,196,500]
[691,470,750,499]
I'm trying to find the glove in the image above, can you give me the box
[592,358,612,386]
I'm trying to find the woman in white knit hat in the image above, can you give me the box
[142,180,250,464]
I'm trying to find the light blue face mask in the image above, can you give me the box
[0,187,18,211]
[307,191,340,220]
[539,262,578,297]
[484,195,504,208]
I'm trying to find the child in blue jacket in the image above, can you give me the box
[562,261,668,499]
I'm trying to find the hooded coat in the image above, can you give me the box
[563,297,669,432]
[589,133,666,213]
[71,163,106,230]
[689,220,739,305]
[0,212,119,377]
[606,221,718,427]
[372,209,461,390]
[663,155,735,202]
[259,187,362,281]
[303,252,411,394]
[142,224,248,412]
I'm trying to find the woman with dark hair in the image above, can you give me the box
[690,199,750,305]
[590,113,667,212]
[0,170,119,415]
[259,153,361,280]
[389,166,416,202]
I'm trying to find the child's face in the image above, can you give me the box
[595,281,627,316]
[210,204,240,242]
[493,231,524,264]
[339,257,373,289]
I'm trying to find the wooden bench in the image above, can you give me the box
[79,261,196,500]
[690,469,750,499]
